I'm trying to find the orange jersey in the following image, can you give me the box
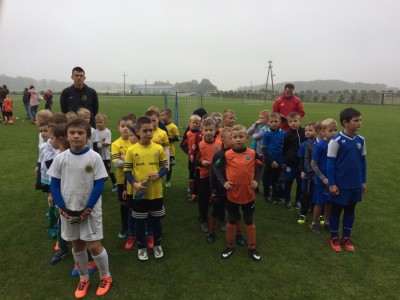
[3,97,13,112]
[224,147,262,204]
[187,129,201,157]
[196,138,223,178]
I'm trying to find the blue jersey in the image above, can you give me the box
[312,139,329,185]
[327,131,366,189]
[262,128,285,165]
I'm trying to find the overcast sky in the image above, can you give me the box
[0,0,399,90]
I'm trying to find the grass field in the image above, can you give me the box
[0,96,399,299]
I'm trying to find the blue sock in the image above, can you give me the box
[342,213,355,238]
[329,214,340,239]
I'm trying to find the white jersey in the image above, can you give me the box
[87,127,99,149]
[47,148,108,212]
[40,139,58,185]
[95,128,112,160]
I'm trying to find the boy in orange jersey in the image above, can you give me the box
[214,124,263,261]
[195,118,223,233]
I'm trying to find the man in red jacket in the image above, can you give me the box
[273,83,305,132]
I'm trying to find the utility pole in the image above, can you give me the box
[265,60,274,100]
[122,72,127,96]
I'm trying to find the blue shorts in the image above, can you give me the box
[329,187,362,206]
[312,184,329,205]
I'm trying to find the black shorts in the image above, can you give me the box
[226,200,255,225]
[131,198,165,220]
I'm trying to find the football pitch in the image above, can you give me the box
[0,95,399,299]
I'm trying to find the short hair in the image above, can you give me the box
[231,124,246,133]
[119,115,133,125]
[161,108,172,117]
[321,118,338,130]
[39,120,50,127]
[49,112,68,125]
[221,127,232,139]
[201,117,217,128]
[259,109,270,119]
[65,111,78,121]
[340,107,361,127]
[269,112,281,120]
[222,109,235,119]
[147,106,160,115]
[136,116,152,129]
[285,83,295,90]
[77,107,91,116]
[314,121,323,133]
[190,114,201,122]
[305,122,316,128]
[72,66,85,74]
[145,110,158,118]
[36,109,53,121]
[95,113,108,123]
[66,118,91,138]
[51,124,67,139]
[127,113,137,123]
[287,112,301,120]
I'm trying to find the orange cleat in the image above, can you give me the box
[75,279,90,299]
[96,276,112,296]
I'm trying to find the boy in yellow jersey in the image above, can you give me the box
[160,108,180,188]
[111,116,133,239]
[124,117,168,261]
[145,110,170,168]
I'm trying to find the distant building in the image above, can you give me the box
[131,84,176,95]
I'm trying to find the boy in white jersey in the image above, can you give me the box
[47,118,112,298]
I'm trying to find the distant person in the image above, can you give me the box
[29,85,41,124]
[23,87,31,119]
[2,94,14,124]
[60,66,99,127]
[44,89,53,111]
[0,84,9,122]
[273,83,305,132]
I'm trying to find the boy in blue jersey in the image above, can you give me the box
[262,112,286,203]
[327,108,367,252]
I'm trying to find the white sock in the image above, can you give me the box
[72,248,89,281]
[92,248,111,278]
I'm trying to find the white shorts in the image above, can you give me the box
[60,210,103,242]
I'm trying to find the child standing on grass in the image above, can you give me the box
[95,113,118,192]
[2,94,13,124]
[262,112,286,203]
[195,117,223,233]
[222,109,236,129]
[247,109,269,195]
[124,116,168,261]
[47,118,112,298]
[77,108,99,152]
[310,118,338,235]
[327,108,366,252]
[297,122,317,224]
[282,112,306,209]
[111,116,134,240]
[160,108,180,188]
[214,125,263,261]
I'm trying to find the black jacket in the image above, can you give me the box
[283,127,306,168]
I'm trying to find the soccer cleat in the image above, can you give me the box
[318,215,325,226]
[236,234,246,247]
[285,203,294,210]
[75,279,90,299]
[125,236,136,250]
[138,248,148,261]
[154,245,164,258]
[118,229,127,239]
[248,249,261,261]
[221,247,235,259]
[341,238,355,252]
[189,194,197,202]
[206,233,216,244]
[112,184,118,192]
[330,237,342,252]
[54,241,60,251]
[297,214,307,224]
[164,181,171,188]
[310,223,321,235]
[96,276,113,297]
[200,222,209,233]
[50,248,68,265]
[147,235,154,249]
[265,196,276,204]
[71,265,79,277]
[87,260,97,275]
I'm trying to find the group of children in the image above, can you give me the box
[33,103,366,298]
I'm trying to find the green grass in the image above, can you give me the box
[1,96,399,299]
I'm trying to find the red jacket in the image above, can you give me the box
[272,95,305,132]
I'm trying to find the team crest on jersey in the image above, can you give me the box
[85,165,94,173]
[341,140,346,144]
[82,95,87,101]
[214,144,219,150]
[357,143,362,149]
[245,154,251,160]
